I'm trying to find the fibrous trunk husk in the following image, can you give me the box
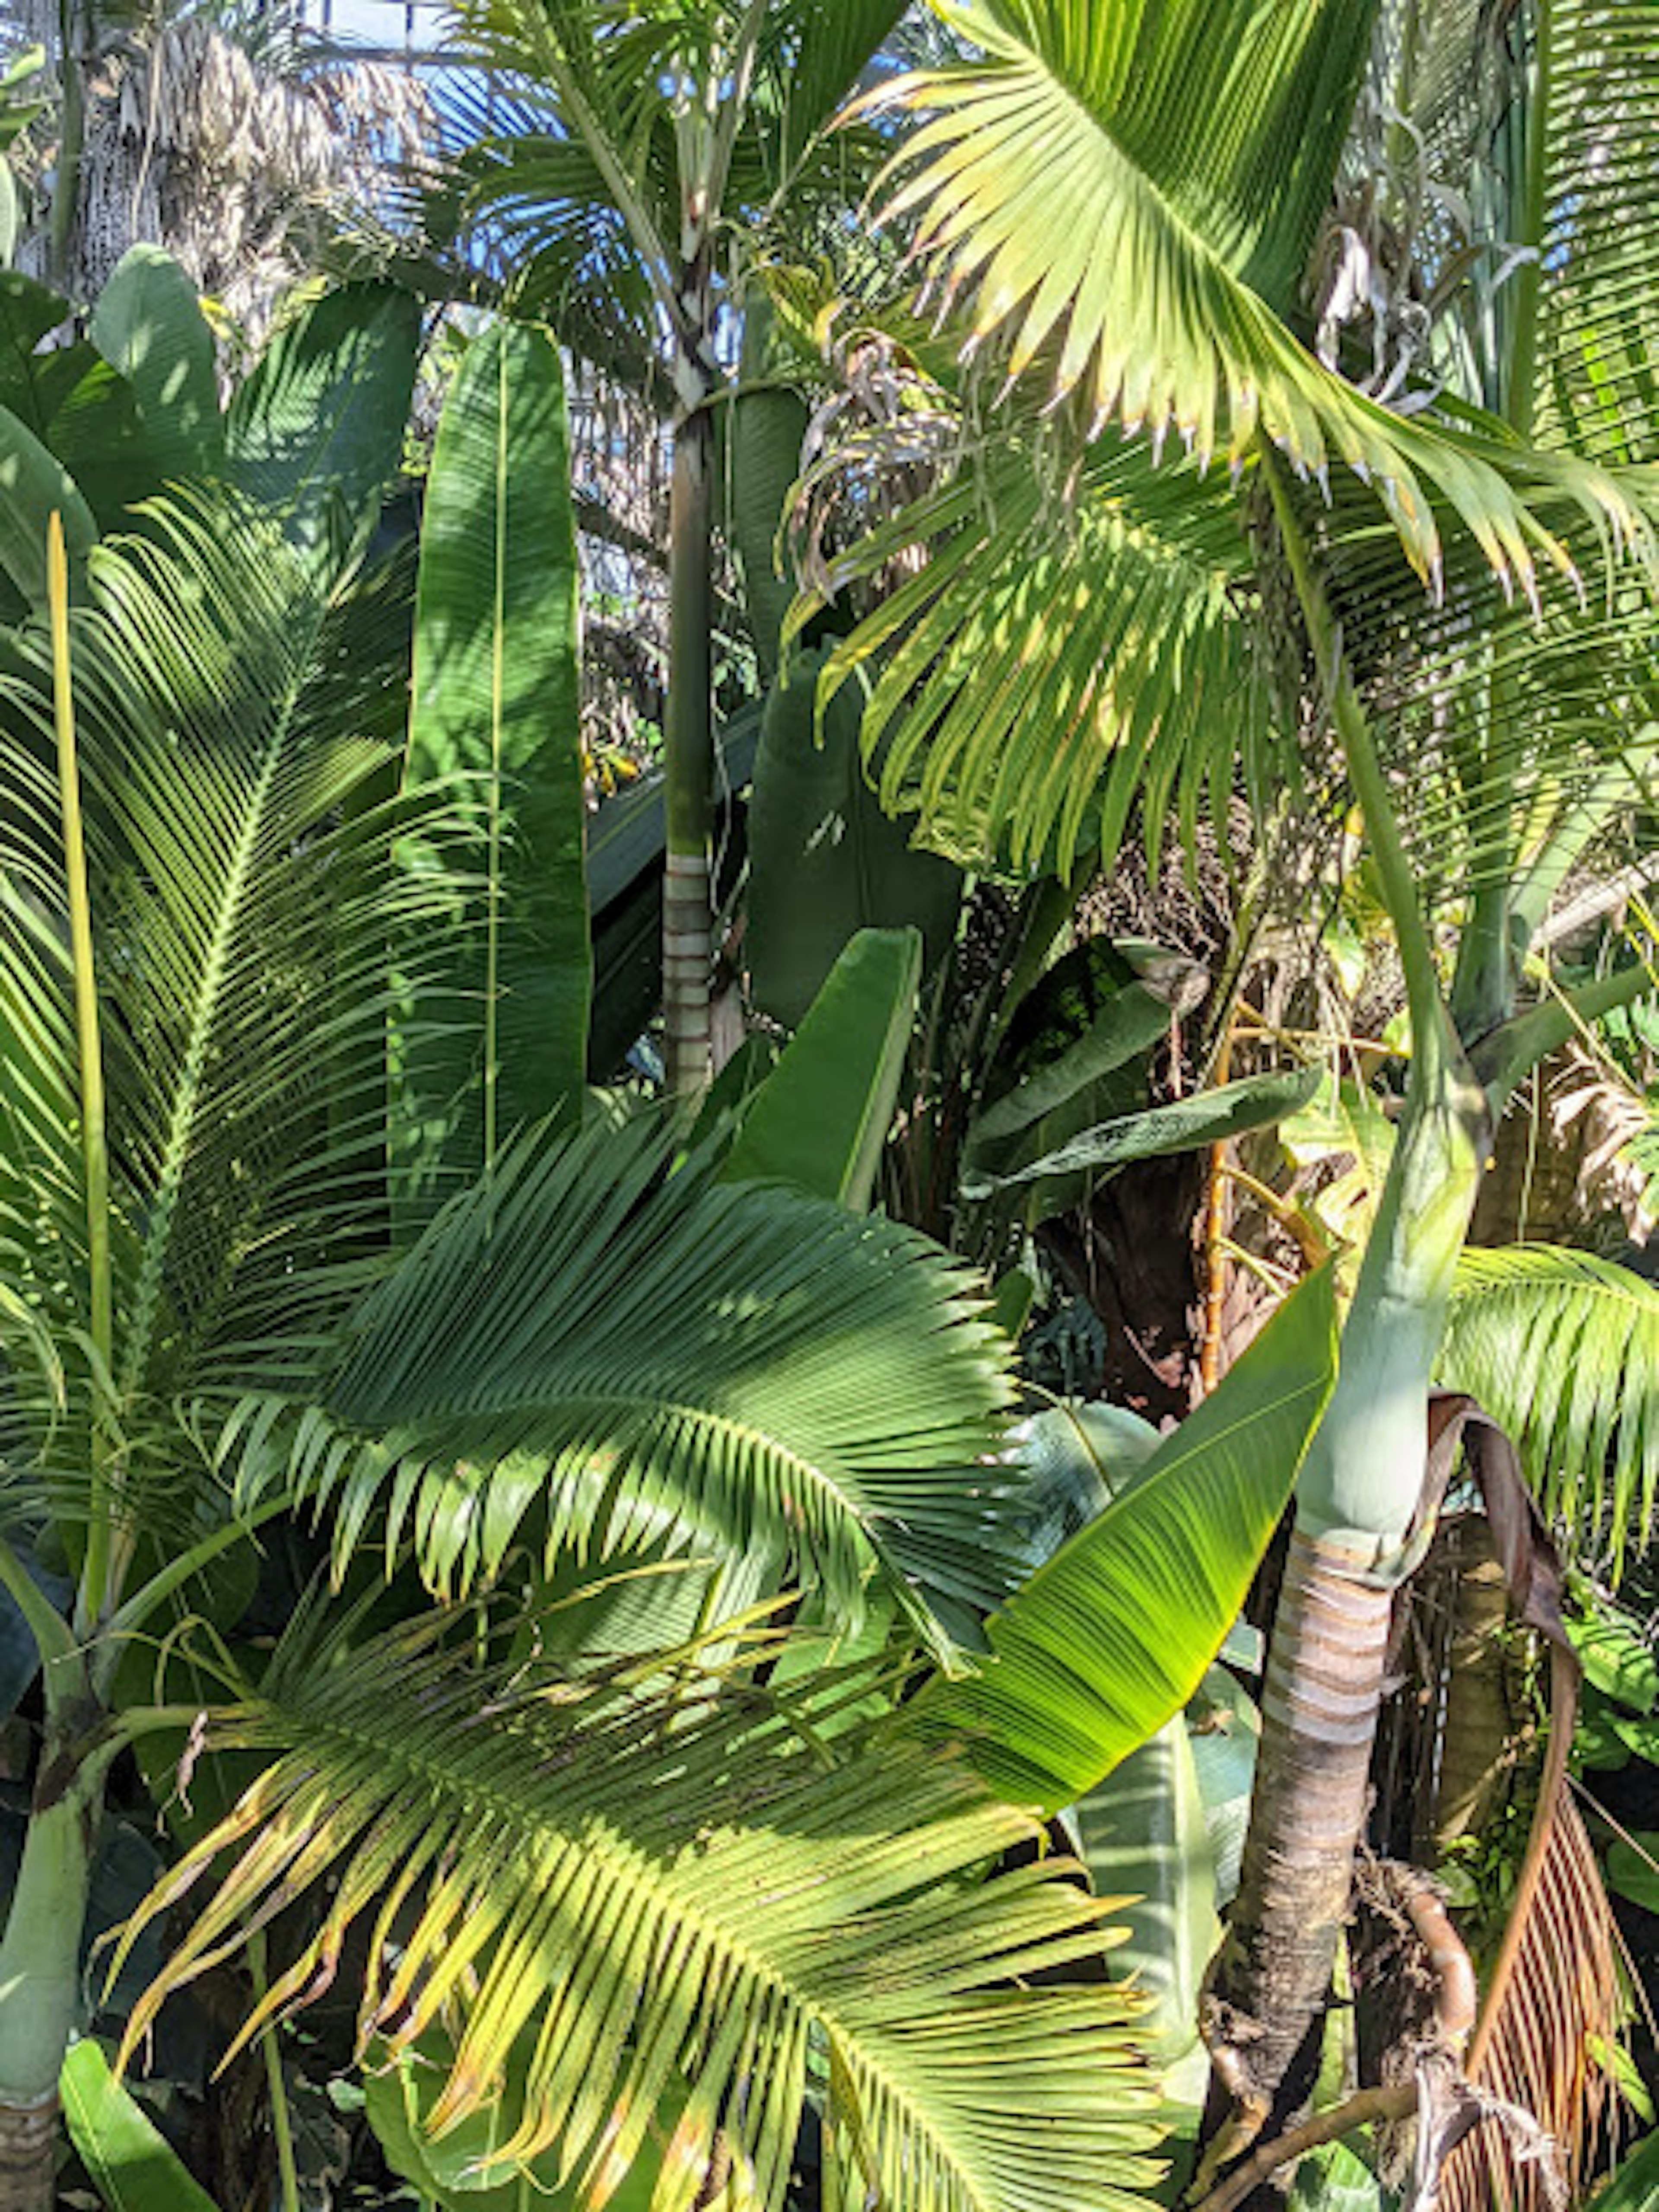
[0,2092,57,2212]
[1199,1526,1395,2192]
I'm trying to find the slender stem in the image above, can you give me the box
[1261,453,1444,1062]
[96,1499,286,1697]
[706,0,770,220]
[1503,0,1553,444]
[250,1932,301,2212]
[1509,768,1639,949]
[48,517,115,1631]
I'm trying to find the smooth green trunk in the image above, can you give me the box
[0,1675,106,2211]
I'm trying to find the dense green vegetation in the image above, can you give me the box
[2,3,1659,2210]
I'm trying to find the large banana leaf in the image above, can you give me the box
[747,648,962,1027]
[960,1065,1322,1200]
[223,1112,1023,1656]
[398,320,589,1220]
[89,245,223,481]
[110,1608,1165,2212]
[723,926,921,1210]
[922,1265,1338,1807]
[0,402,96,604]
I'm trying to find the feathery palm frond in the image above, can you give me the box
[110,1605,1165,2212]
[225,1112,1022,1655]
[798,429,1273,876]
[1438,1246,1659,1575]
[0,489,476,1546]
[1530,1,1659,467]
[856,0,1659,599]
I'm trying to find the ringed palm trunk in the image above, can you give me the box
[662,255,719,1097]
[1204,1030,1489,2171]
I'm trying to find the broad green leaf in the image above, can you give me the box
[922,1265,1339,1808]
[748,648,961,1029]
[1596,2127,1659,2212]
[1072,1719,1218,2094]
[964,984,1173,1156]
[60,2040,222,2212]
[0,399,97,603]
[398,319,588,1217]
[723,926,921,1210]
[91,246,223,478]
[227,281,420,570]
[1606,1834,1659,1916]
[366,2024,683,2210]
[1186,1663,1259,1907]
[1280,1071,1396,1267]
[1016,1400,1160,1567]
[1570,1597,1659,1713]
[1287,2141,1389,2211]
[729,292,809,683]
[960,1065,1322,1198]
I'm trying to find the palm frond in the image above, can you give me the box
[1532,2,1659,467]
[110,1606,1165,2212]
[0,489,480,1544]
[859,0,1659,597]
[1440,1797,1618,2212]
[1438,1246,1659,1575]
[799,428,1274,876]
[225,1112,1022,1656]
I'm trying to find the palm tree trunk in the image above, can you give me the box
[662,258,718,1097]
[1203,1531,1395,2126]
[0,1750,102,2208]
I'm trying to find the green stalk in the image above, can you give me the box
[1451,0,1554,1042]
[47,517,115,1631]
[0,1659,113,2208]
[1205,461,1492,2161]
[1473,958,1658,1109]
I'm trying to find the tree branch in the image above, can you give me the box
[1189,2085,1416,2212]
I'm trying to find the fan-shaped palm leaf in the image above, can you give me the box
[798,429,1271,875]
[1438,1245,1659,1574]
[109,1606,1164,2212]
[857,0,1659,597]
[225,1112,1021,1656]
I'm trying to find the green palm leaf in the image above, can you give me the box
[0,490,475,1546]
[226,1112,1021,1654]
[110,1608,1164,2212]
[922,1265,1338,1808]
[799,432,1271,875]
[1439,1244,1659,1575]
[859,0,1659,596]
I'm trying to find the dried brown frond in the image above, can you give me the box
[1440,1794,1620,2212]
